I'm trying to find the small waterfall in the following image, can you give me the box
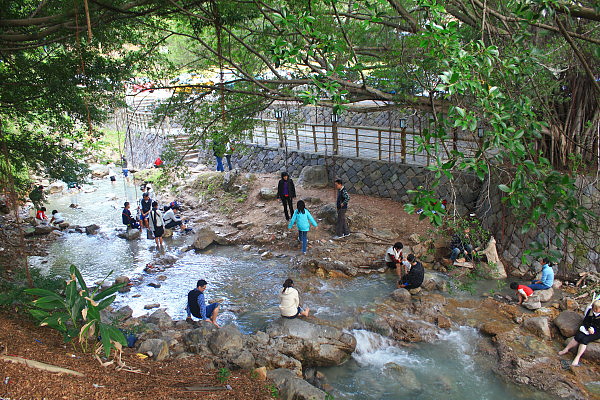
[436,326,479,373]
[351,329,421,368]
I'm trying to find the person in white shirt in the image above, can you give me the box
[162,205,187,231]
[385,242,408,277]
[279,279,309,319]
[50,210,65,225]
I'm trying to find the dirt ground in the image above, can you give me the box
[180,172,434,266]
[0,313,272,400]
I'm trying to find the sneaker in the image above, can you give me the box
[343,233,351,237]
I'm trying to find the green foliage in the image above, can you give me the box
[0,267,64,314]
[267,383,280,398]
[25,265,126,357]
[217,367,231,384]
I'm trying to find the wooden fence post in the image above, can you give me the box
[355,128,359,157]
[312,125,318,152]
[295,124,300,150]
[378,130,382,160]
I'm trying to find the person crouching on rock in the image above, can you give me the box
[186,279,220,327]
[559,300,600,366]
[397,254,424,290]
[510,282,533,305]
[279,279,309,319]
[50,210,65,226]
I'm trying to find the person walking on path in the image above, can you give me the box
[559,300,600,366]
[148,201,165,247]
[186,279,220,327]
[288,200,318,255]
[398,254,425,290]
[277,172,296,220]
[334,179,350,238]
[279,279,310,319]
[528,258,555,291]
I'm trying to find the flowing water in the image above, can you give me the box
[30,177,552,399]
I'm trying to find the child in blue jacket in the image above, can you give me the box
[288,200,318,255]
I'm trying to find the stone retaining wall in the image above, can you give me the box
[201,144,482,212]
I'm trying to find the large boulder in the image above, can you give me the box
[267,368,327,400]
[208,324,244,354]
[258,187,278,200]
[298,165,329,189]
[391,288,412,303]
[85,224,100,235]
[523,317,552,339]
[316,204,338,225]
[48,181,66,194]
[554,311,583,338]
[184,323,219,354]
[535,288,554,302]
[192,226,229,250]
[31,225,56,236]
[146,309,173,329]
[266,318,356,366]
[138,339,169,361]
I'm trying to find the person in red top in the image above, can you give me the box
[36,207,48,222]
[510,282,534,305]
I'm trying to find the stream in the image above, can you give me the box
[29,177,553,400]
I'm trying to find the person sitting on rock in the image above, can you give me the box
[397,254,424,290]
[35,206,49,224]
[50,210,65,226]
[186,279,220,327]
[279,278,310,319]
[528,257,554,291]
[122,202,140,229]
[449,228,475,263]
[559,300,600,366]
[162,204,189,232]
[509,282,533,305]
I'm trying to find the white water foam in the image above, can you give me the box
[436,326,480,374]
[351,329,422,368]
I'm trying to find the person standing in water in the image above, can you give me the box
[148,201,165,247]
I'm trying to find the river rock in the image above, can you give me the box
[138,338,169,361]
[58,222,70,230]
[253,366,268,381]
[144,303,160,310]
[535,288,554,302]
[117,228,141,240]
[162,228,173,238]
[114,276,130,293]
[384,363,422,393]
[554,311,583,338]
[48,181,65,194]
[85,224,100,235]
[146,309,173,329]
[148,282,161,288]
[267,368,327,400]
[317,204,338,225]
[184,323,219,353]
[391,288,412,302]
[232,350,256,369]
[523,296,541,310]
[208,324,244,354]
[192,226,229,250]
[259,187,277,200]
[563,337,600,362]
[298,165,329,189]
[266,318,356,366]
[33,225,56,235]
[523,316,551,339]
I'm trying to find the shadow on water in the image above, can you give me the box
[30,177,552,399]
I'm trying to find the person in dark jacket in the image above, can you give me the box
[186,279,220,327]
[276,172,297,220]
[398,254,425,290]
[122,202,140,229]
[559,300,600,366]
[449,228,474,262]
[334,179,350,238]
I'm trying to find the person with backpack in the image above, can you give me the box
[148,201,165,247]
[288,200,318,255]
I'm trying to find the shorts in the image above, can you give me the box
[205,302,219,319]
[165,220,183,229]
[110,176,116,182]
[386,261,397,269]
[153,226,164,238]
[282,307,303,319]
[122,169,129,177]
[140,213,149,220]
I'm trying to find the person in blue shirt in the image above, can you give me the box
[288,200,318,255]
[186,279,220,327]
[528,258,555,291]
